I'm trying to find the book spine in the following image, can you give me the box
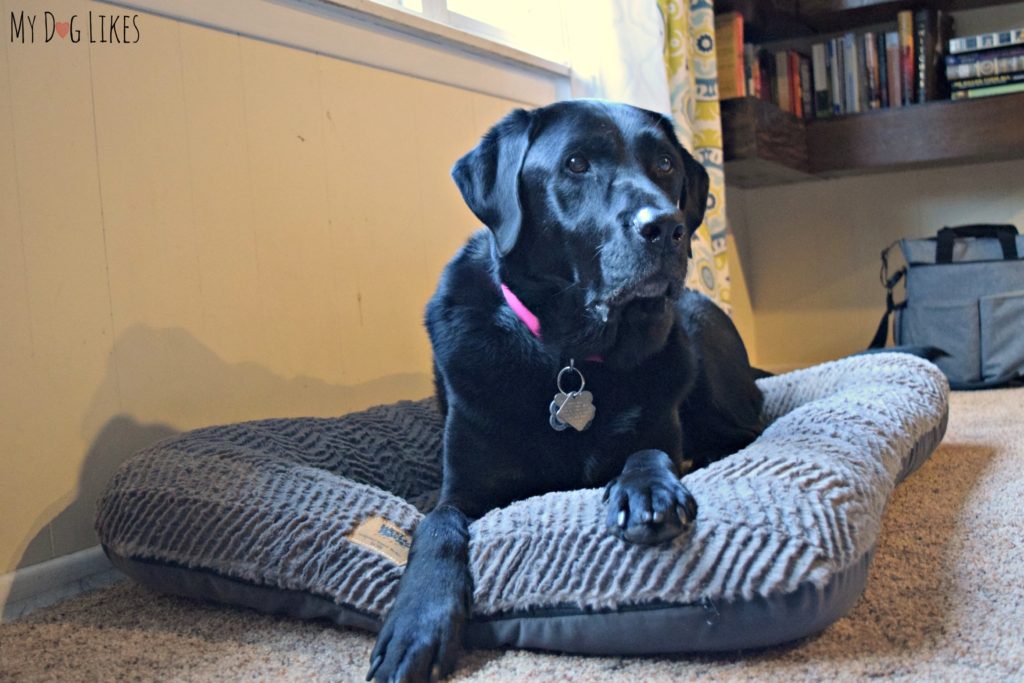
[788,51,802,117]
[734,13,746,97]
[714,13,745,99]
[950,81,1024,99]
[842,33,861,113]
[858,32,870,110]
[898,10,915,105]
[914,9,937,102]
[949,27,1024,55]
[886,31,902,107]
[950,71,1024,90]
[744,43,756,99]
[877,31,889,108]
[946,53,1024,80]
[799,53,813,120]
[775,51,791,112]
[946,44,1024,66]
[758,48,772,100]
[864,32,881,109]
[812,43,831,117]
[830,38,845,115]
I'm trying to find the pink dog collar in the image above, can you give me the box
[500,283,603,362]
[500,283,541,338]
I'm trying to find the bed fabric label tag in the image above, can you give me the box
[346,516,411,566]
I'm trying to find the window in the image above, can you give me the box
[369,0,568,64]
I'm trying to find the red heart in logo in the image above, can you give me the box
[55,21,69,38]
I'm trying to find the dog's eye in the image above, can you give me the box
[566,155,590,174]
[656,154,674,174]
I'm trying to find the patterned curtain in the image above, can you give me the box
[658,0,731,314]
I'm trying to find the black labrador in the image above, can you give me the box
[367,100,765,682]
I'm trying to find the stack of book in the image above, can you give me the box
[947,28,1024,100]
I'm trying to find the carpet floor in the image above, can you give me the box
[2,388,1022,682]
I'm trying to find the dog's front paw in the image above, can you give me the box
[603,449,698,545]
[368,593,465,683]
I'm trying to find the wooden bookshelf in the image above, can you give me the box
[720,97,811,186]
[717,0,1024,187]
[722,92,1024,187]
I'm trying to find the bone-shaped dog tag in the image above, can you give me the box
[554,390,595,431]
[550,360,596,432]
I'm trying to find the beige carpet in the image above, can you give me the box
[2,388,1022,682]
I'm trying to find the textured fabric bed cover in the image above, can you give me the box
[97,353,949,654]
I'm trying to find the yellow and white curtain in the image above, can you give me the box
[565,0,731,312]
[658,0,731,313]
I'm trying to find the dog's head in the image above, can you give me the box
[452,100,709,360]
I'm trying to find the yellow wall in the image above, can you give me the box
[0,0,531,574]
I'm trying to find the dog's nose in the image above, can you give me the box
[633,208,686,245]
[638,219,685,243]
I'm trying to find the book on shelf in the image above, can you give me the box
[877,32,890,108]
[788,51,809,118]
[864,32,882,110]
[950,72,1024,91]
[811,43,830,117]
[946,45,1024,80]
[950,81,1024,99]
[774,51,791,113]
[830,38,844,115]
[715,12,746,99]
[799,54,813,120]
[885,32,902,108]
[842,33,862,114]
[755,48,773,100]
[949,27,1024,55]
[898,10,916,105]
[915,10,954,102]
[744,43,759,101]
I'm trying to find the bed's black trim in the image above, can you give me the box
[105,545,869,655]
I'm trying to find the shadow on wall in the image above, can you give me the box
[6,324,432,617]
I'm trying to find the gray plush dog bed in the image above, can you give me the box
[96,353,948,654]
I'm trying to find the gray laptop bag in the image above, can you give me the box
[870,224,1024,389]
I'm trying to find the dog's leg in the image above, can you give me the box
[603,449,697,545]
[367,504,470,683]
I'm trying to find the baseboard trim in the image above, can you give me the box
[0,546,121,623]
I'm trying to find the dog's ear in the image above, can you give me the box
[679,150,710,235]
[651,113,710,235]
[451,108,534,256]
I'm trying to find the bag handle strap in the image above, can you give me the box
[868,269,905,349]
[868,241,906,349]
[935,224,1019,263]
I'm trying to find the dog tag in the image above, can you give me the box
[549,394,569,431]
[549,360,596,432]
[549,396,569,431]
[556,391,595,431]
